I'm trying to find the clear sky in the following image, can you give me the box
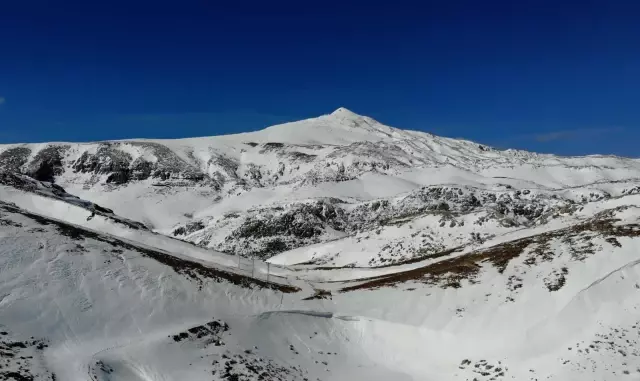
[0,0,638,157]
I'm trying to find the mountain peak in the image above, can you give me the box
[330,107,362,120]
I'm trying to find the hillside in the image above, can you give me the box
[1,108,640,380]
[1,108,639,264]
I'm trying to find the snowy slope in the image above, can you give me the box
[3,182,640,380]
[2,107,640,380]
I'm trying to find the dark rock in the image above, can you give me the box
[234,201,346,240]
[130,158,152,180]
[26,146,68,182]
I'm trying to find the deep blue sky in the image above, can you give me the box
[1,1,638,157]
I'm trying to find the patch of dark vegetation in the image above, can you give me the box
[506,275,523,294]
[211,350,308,381]
[522,238,553,266]
[396,246,463,267]
[286,151,317,162]
[93,204,114,214]
[0,372,33,381]
[250,239,288,258]
[173,221,206,236]
[363,245,459,268]
[173,332,188,342]
[342,237,533,292]
[0,202,299,294]
[172,319,229,346]
[545,267,568,292]
[298,246,463,270]
[0,330,52,381]
[605,237,622,247]
[573,207,640,239]
[458,358,508,380]
[622,186,640,195]
[244,142,259,147]
[261,142,285,149]
[303,289,332,301]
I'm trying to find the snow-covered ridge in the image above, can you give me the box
[1,108,636,185]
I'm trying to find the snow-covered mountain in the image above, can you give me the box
[2,108,640,380]
[2,108,639,263]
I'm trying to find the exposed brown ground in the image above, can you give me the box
[341,208,640,292]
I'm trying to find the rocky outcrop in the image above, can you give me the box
[167,200,350,259]
[234,201,347,240]
[0,147,31,173]
[168,185,599,260]
[70,142,207,184]
[26,146,68,182]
